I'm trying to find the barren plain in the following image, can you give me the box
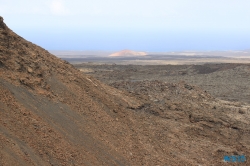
[75,63,250,104]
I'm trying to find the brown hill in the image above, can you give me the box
[0,16,141,165]
[109,49,147,57]
[0,16,250,166]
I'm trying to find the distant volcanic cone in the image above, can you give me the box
[109,49,147,57]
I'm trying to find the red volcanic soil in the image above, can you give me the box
[109,49,147,57]
[0,16,250,166]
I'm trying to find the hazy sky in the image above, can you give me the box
[1,0,250,51]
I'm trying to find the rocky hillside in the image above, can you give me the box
[0,16,141,165]
[0,16,250,166]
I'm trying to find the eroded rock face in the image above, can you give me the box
[0,16,250,166]
[0,16,6,29]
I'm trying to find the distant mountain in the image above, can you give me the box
[109,49,147,57]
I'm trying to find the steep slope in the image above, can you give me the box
[0,16,142,165]
[0,16,250,166]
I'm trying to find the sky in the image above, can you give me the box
[1,0,250,52]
